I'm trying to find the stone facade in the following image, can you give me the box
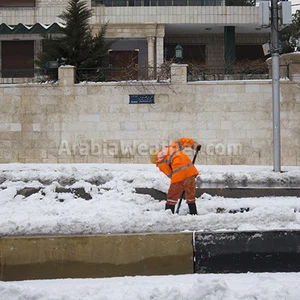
[0,61,300,166]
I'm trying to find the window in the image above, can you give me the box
[1,41,34,78]
[235,45,265,61]
[0,0,35,7]
[109,50,139,80]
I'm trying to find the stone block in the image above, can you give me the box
[78,114,101,123]
[58,66,75,86]
[120,121,138,131]
[170,64,188,84]
[246,129,272,139]
[10,123,22,132]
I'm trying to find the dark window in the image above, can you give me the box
[109,50,139,80]
[109,50,139,67]
[0,0,35,7]
[158,0,173,5]
[225,0,255,6]
[235,45,265,61]
[103,0,127,6]
[103,0,112,6]
[173,0,187,5]
[1,41,34,78]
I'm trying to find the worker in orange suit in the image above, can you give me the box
[150,138,201,215]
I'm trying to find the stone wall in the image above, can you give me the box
[0,62,300,165]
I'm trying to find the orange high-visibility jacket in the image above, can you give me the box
[156,138,199,184]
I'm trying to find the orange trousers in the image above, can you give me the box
[166,176,196,206]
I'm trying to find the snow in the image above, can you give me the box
[1,163,300,300]
[1,273,300,300]
[1,163,300,236]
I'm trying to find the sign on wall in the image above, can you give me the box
[129,94,155,104]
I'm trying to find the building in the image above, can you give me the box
[0,0,270,75]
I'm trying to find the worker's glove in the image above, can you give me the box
[196,145,201,151]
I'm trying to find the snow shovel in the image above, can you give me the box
[175,146,201,214]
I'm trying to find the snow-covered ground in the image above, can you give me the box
[1,272,300,300]
[1,163,300,300]
[1,164,300,236]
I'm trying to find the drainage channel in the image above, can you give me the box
[135,186,300,200]
[9,185,300,203]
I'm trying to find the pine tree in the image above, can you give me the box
[36,0,112,71]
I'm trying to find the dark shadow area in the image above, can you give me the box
[194,230,300,273]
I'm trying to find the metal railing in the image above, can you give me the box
[93,0,255,6]
[187,64,269,81]
[76,66,171,83]
[0,69,58,84]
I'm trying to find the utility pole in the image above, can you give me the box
[271,0,281,172]
[260,0,291,171]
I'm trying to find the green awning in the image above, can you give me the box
[0,23,64,35]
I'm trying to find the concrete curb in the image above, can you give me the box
[2,230,300,280]
[0,233,194,281]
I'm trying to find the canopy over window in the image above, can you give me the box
[0,23,64,35]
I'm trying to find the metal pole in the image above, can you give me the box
[271,0,281,172]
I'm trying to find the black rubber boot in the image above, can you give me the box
[165,204,175,214]
[188,203,198,215]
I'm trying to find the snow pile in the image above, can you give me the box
[198,165,300,187]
